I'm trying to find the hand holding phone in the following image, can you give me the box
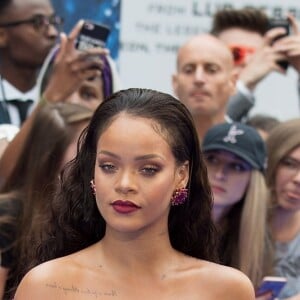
[75,20,110,51]
[256,276,287,300]
[268,18,290,70]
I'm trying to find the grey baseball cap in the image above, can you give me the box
[202,122,266,171]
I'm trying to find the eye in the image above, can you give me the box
[228,162,250,172]
[140,165,160,177]
[80,87,98,101]
[99,163,117,173]
[182,64,195,75]
[204,154,219,166]
[281,158,299,170]
[204,64,219,74]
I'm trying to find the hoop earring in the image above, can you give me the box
[171,188,188,206]
[90,179,96,195]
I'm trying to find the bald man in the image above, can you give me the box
[172,34,237,140]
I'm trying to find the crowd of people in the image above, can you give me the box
[0,0,299,299]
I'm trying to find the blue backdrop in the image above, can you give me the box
[51,0,120,59]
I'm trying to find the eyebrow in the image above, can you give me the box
[97,150,165,161]
[283,156,300,163]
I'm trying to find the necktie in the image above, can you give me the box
[8,99,34,124]
[0,102,10,124]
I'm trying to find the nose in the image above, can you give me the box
[194,66,206,83]
[115,169,137,195]
[213,165,228,181]
[292,169,300,185]
[46,23,59,39]
[65,92,82,105]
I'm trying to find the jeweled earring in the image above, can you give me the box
[171,188,188,206]
[90,179,96,195]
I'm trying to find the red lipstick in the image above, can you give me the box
[111,200,141,214]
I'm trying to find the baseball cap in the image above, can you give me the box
[202,122,266,171]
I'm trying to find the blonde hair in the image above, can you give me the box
[239,170,273,287]
[266,118,300,190]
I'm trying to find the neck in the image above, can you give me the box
[0,59,38,92]
[99,225,180,275]
[212,204,231,223]
[193,113,227,141]
[272,206,300,242]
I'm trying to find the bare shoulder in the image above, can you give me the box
[184,258,255,300]
[14,256,79,300]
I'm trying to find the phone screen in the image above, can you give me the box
[75,21,111,51]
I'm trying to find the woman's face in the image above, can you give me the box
[274,145,300,211]
[65,76,104,111]
[204,150,252,215]
[93,113,189,235]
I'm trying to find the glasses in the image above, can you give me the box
[204,153,252,176]
[0,14,64,31]
[229,45,256,66]
[279,157,300,177]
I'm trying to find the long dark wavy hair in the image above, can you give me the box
[32,88,218,270]
[0,103,93,299]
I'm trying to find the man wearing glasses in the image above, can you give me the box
[211,8,300,122]
[0,0,63,126]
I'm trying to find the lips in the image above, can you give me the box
[286,191,300,201]
[211,185,226,194]
[111,200,141,214]
[190,90,210,98]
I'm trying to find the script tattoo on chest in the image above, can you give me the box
[46,282,118,298]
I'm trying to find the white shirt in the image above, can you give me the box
[0,78,38,127]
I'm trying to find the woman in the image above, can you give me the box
[265,118,300,299]
[202,122,272,288]
[0,103,93,299]
[15,89,254,299]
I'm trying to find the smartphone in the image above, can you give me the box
[268,18,290,70]
[75,20,110,51]
[256,276,287,299]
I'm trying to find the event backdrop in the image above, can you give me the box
[50,0,300,120]
[118,0,300,120]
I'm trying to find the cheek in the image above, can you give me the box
[10,32,46,52]
[274,170,287,195]
[227,175,250,202]
[145,180,174,206]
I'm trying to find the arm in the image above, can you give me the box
[0,20,107,183]
[14,267,55,300]
[227,28,288,121]
[0,267,9,299]
[226,82,255,121]
[206,264,255,300]
[224,272,255,300]
[273,14,300,112]
[0,107,39,185]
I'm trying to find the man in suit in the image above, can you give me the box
[0,0,61,126]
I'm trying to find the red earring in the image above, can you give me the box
[171,188,188,206]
